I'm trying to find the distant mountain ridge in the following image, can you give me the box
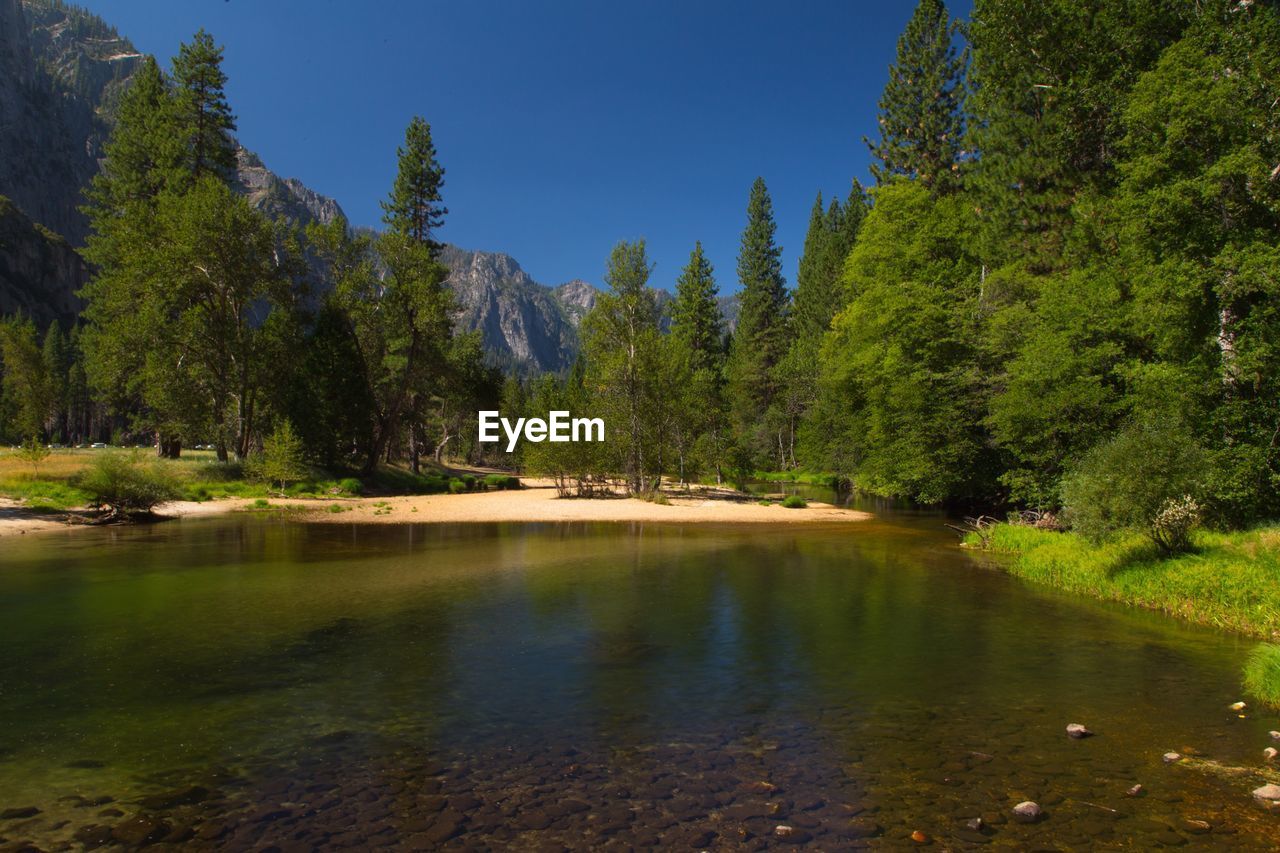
[0,0,739,374]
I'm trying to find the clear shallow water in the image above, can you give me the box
[0,513,1278,849]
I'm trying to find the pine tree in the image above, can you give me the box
[726,177,788,464]
[171,29,237,183]
[381,116,447,251]
[82,56,180,222]
[865,0,966,191]
[670,241,723,373]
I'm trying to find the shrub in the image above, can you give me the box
[252,421,308,493]
[639,490,670,505]
[448,477,467,494]
[1061,421,1207,553]
[338,477,363,496]
[781,495,808,509]
[461,474,476,489]
[75,453,182,519]
[253,498,270,508]
[483,474,520,490]
[16,435,50,478]
[1244,644,1280,709]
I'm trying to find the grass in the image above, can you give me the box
[971,523,1280,639]
[1244,644,1280,709]
[0,447,509,511]
[973,522,1280,709]
[781,495,808,509]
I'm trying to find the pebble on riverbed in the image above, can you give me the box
[1012,801,1042,823]
[1125,784,1144,797]
[1265,747,1278,762]
[1066,723,1093,739]
[1163,752,1183,763]
[1252,784,1280,802]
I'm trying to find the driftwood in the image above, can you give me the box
[945,515,1001,548]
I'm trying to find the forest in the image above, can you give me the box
[1,0,1278,541]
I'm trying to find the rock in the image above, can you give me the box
[1181,819,1212,834]
[1252,783,1280,801]
[1012,801,1042,823]
[1270,730,1280,741]
[1265,747,1278,762]
[1066,723,1093,739]
[0,807,39,820]
[72,824,114,849]
[137,785,211,810]
[910,829,931,843]
[964,817,985,831]
[772,824,811,844]
[955,828,992,844]
[1230,701,1247,711]
[112,815,169,845]
[1125,784,1145,797]
[845,817,883,838]
[1163,752,1183,763]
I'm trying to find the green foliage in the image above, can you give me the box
[865,0,966,191]
[16,436,51,478]
[76,452,182,517]
[0,318,51,440]
[447,477,467,494]
[806,182,986,503]
[170,29,237,182]
[337,477,363,496]
[979,522,1280,638]
[381,116,447,248]
[670,241,724,373]
[781,495,807,509]
[482,474,520,490]
[254,420,308,493]
[726,178,788,465]
[1061,421,1207,552]
[1244,644,1280,710]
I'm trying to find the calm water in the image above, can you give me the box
[1,509,1278,849]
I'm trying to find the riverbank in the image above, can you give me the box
[974,524,1280,640]
[0,482,868,537]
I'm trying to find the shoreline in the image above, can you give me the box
[0,482,870,538]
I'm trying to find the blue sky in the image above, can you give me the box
[77,0,972,293]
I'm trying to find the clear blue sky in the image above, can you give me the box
[77,0,972,293]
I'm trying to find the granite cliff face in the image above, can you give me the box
[0,195,89,326]
[440,246,588,374]
[0,0,716,377]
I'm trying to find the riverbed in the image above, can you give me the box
[0,508,1276,848]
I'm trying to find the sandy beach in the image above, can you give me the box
[0,483,868,538]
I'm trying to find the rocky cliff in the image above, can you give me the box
[0,195,89,326]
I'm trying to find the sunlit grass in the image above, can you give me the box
[1244,644,1280,709]
[972,523,1280,639]
[0,448,462,509]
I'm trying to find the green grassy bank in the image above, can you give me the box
[973,523,1280,707]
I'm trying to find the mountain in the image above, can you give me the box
[0,194,89,326]
[0,0,738,374]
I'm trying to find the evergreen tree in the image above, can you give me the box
[0,318,51,440]
[582,240,665,493]
[670,241,723,373]
[381,116,447,251]
[726,177,788,464]
[865,0,966,191]
[171,29,237,183]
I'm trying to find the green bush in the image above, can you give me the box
[461,474,476,489]
[337,477,363,496]
[75,453,182,519]
[483,474,520,490]
[1244,644,1280,709]
[1061,421,1207,553]
[781,495,808,509]
[448,477,467,494]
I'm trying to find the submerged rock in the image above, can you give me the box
[1125,784,1145,797]
[1252,783,1280,802]
[112,814,169,845]
[1066,723,1094,739]
[0,805,39,820]
[1163,752,1183,763]
[1012,801,1042,823]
